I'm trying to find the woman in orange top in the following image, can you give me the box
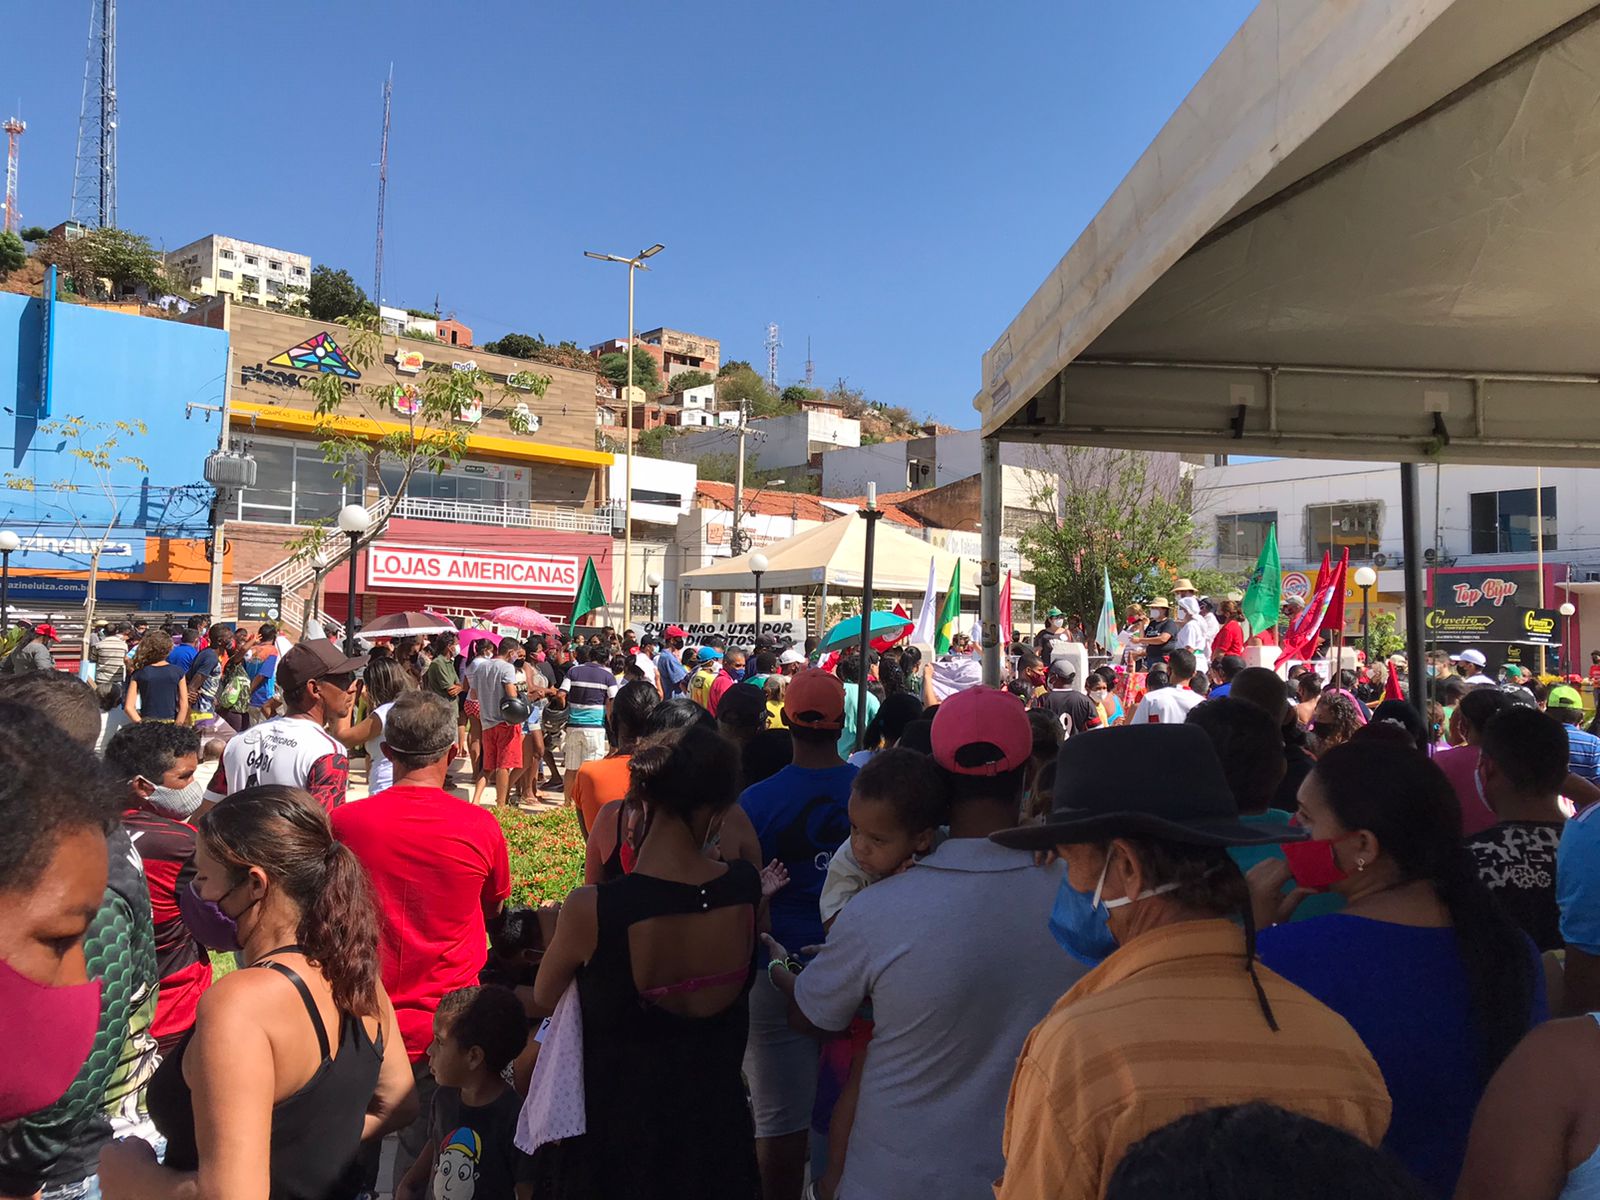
[571,681,659,836]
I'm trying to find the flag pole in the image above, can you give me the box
[857,484,884,752]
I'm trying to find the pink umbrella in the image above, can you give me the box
[457,628,503,653]
[487,605,560,635]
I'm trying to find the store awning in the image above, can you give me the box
[680,514,1035,601]
[976,0,1600,467]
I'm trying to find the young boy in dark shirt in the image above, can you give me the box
[396,985,530,1200]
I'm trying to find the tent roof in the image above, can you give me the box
[679,513,1035,601]
[976,0,1600,466]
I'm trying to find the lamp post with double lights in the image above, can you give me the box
[0,530,18,632]
[336,505,372,656]
[646,569,662,623]
[584,242,664,629]
[1562,601,1577,676]
[1353,565,1378,665]
[750,553,769,643]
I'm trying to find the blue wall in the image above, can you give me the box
[0,292,229,574]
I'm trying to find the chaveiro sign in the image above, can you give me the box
[1424,568,1562,662]
[365,543,580,597]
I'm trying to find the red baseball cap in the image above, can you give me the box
[783,668,846,730]
[932,686,1032,776]
[33,623,61,641]
[664,624,687,638]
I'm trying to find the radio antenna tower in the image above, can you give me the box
[373,65,393,305]
[70,0,117,228]
[803,336,815,387]
[764,322,782,392]
[3,116,24,235]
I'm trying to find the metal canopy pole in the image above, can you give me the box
[980,437,1003,686]
[1399,463,1428,719]
[856,484,884,751]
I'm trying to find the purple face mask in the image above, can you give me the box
[179,879,256,953]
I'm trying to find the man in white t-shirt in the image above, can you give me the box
[1452,647,1496,686]
[209,638,363,811]
[1130,647,1206,725]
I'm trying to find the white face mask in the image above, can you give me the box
[145,775,206,820]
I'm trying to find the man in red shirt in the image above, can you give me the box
[331,689,511,1182]
[707,646,747,716]
[105,720,213,1055]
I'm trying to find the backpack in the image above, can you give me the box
[218,662,250,711]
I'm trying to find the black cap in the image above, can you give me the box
[991,725,1303,851]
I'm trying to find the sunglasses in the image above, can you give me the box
[318,672,359,691]
[1310,721,1338,736]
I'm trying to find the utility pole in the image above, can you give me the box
[374,65,392,306]
[2,118,24,235]
[731,399,749,553]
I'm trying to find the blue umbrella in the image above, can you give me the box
[819,610,912,652]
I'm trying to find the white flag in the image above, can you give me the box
[910,556,938,648]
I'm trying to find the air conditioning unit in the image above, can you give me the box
[1372,552,1389,567]
[1423,547,1438,565]
[906,458,932,489]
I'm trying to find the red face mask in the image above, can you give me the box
[0,956,101,1122]
[1282,836,1354,892]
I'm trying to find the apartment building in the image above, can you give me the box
[165,234,311,308]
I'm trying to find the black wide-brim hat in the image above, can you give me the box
[991,724,1306,851]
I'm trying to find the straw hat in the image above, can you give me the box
[1173,579,1198,593]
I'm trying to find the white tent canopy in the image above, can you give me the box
[679,514,1035,601]
[976,0,1600,466]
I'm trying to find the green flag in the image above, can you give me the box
[934,559,962,654]
[573,556,607,621]
[1241,524,1281,640]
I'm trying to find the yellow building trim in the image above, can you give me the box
[229,400,614,469]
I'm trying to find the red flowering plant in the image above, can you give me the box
[496,807,586,906]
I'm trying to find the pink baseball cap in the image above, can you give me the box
[931,686,1032,776]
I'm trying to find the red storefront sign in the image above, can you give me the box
[365,543,580,596]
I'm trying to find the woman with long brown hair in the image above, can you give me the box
[99,785,416,1200]
[123,630,189,725]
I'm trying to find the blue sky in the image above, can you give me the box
[11,0,1254,426]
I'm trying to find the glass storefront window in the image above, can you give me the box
[235,436,364,525]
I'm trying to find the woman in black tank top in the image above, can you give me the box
[99,785,417,1200]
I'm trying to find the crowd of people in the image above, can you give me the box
[7,600,1600,1200]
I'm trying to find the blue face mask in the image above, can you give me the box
[1047,854,1179,968]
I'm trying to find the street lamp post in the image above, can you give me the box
[0,531,17,633]
[336,505,372,656]
[1354,566,1377,666]
[646,569,662,623]
[584,243,664,632]
[750,553,769,643]
[856,485,884,752]
[1561,601,1577,676]
[0,530,17,632]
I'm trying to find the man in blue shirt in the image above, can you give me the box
[654,626,690,698]
[738,669,855,1200]
[1207,654,1246,699]
[1549,685,1600,784]
[167,627,199,673]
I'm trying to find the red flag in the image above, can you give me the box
[1323,549,1351,635]
[871,603,913,653]
[1384,662,1404,701]
[1279,550,1348,665]
[999,571,1014,642]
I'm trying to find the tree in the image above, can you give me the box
[305,265,374,321]
[716,362,786,418]
[39,227,173,298]
[718,360,752,377]
[0,231,24,277]
[18,225,48,243]
[483,332,543,359]
[663,368,714,394]
[781,385,822,408]
[4,417,149,661]
[1017,446,1223,629]
[283,315,548,569]
[598,345,662,397]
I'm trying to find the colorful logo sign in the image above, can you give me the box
[1450,578,1520,607]
[511,402,540,434]
[455,397,484,425]
[1281,571,1312,599]
[391,384,421,416]
[268,332,361,379]
[395,348,425,375]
